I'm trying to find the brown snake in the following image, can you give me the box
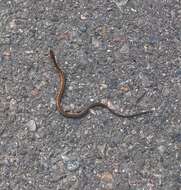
[49,50,153,118]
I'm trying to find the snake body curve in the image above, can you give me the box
[49,50,152,118]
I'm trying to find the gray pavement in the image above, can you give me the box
[0,0,180,189]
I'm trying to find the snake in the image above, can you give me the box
[49,49,152,118]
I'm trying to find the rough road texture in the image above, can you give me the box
[0,0,180,189]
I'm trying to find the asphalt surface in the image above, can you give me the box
[0,0,181,189]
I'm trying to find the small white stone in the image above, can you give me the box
[80,14,87,20]
[25,50,34,54]
[100,83,108,90]
[131,8,137,12]
[68,85,73,90]
[158,145,166,154]
[9,99,17,111]
[9,19,16,29]
[26,120,37,132]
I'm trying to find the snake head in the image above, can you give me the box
[49,49,56,61]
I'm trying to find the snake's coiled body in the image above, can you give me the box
[49,50,152,118]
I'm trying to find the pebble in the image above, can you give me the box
[26,120,37,132]
[80,14,87,20]
[97,144,106,156]
[25,50,34,54]
[120,84,129,92]
[175,68,181,77]
[3,50,11,60]
[65,160,80,171]
[9,99,17,112]
[61,154,80,171]
[100,26,107,38]
[79,25,87,33]
[120,43,129,54]
[9,19,16,29]
[100,83,108,90]
[31,88,39,96]
[49,97,56,108]
[97,171,113,189]
[157,145,166,154]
